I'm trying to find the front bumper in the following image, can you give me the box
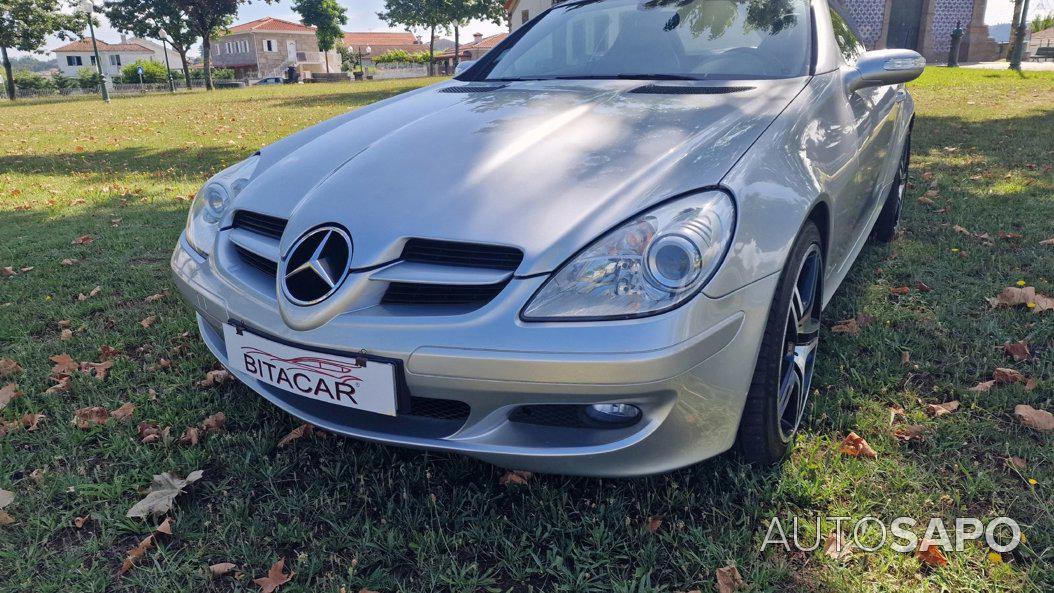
[172,233,778,476]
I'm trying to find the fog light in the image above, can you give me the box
[586,403,641,424]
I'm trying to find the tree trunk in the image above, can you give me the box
[1,46,14,101]
[428,25,435,76]
[1010,0,1024,60]
[325,47,331,73]
[178,48,192,89]
[454,26,460,71]
[202,36,214,90]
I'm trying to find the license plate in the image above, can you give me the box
[223,324,397,416]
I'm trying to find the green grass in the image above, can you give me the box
[0,70,1052,592]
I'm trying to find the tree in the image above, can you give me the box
[447,0,504,68]
[172,0,239,90]
[378,0,449,76]
[122,58,168,82]
[103,0,199,89]
[1032,12,1054,32]
[0,0,81,100]
[292,0,346,74]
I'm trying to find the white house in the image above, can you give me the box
[52,38,156,78]
[505,0,564,30]
[124,36,182,67]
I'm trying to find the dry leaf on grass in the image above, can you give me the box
[970,368,1036,392]
[893,424,927,442]
[82,360,114,380]
[0,383,23,409]
[890,286,910,295]
[1041,238,1054,246]
[201,412,226,433]
[197,369,232,388]
[839,432,877,459]
[0,489,14,527]
[50,353,79,376]
[824,531,853,561]
[498,470,533,486]
[644,516,663,533]
[254,558,294,593]
[1003,341,1031,362]
[111,402,136,421]
[1009,456,1027,469]
[988,286,1054,313]
[179,427,201,446]
[73,406,110,429]
[77,286,102,301]
[916,539,948,568]
[99,345,121,360]
[45,375,72,395]
[126,470,204,518]
[140,316,157,328]
[210,562,238,578]
[1013,405,1054,432]
[831,319,860,335]
[144,291,169,303]
[925,401,960,418]
[0,359,22,377]
[71,235,94,245]
[60,329,73,340]
[118,533,155,575]
[74,515,89,528]
[277,423,318,447]
[715,565,746,593]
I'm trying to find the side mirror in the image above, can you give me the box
[454,60,476,77]
[846,49,925,94]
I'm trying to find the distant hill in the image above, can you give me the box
[10,55,57,72]
[432,38,455,51]
[988,23,1012,43]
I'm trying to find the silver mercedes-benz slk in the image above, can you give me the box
[172,0,924,476]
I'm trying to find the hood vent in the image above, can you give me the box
[231,210,287,239]
[401,238,523,271]
[628,85,754,95]
[438,84,507,94]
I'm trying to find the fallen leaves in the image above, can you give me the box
[1003,341,1032,362]
[830,314,873,335]
[915,539,949,568]
[144,290,169,303]
[0,383,23,409]
[210,562,239,578]
[72,406,111,429]
[924,401,960,418]
[77,285,102,301]
[140,316,157,328]
[839,432,877,459]
[988,286,1054,313]
[893,424,927,443]
[715,565,746,593]
[969,368,1037,392]
[890,285,911,296]
[197,369,232,388]
[644,515,663,533]
[0,359,21,377]
[253,558,295,593]
[71,235,94,245]
[118,518,174,576]
[126,470,203,518]
[824,531,853,562]
[498,470,533,486]
[1013,405,1054,432]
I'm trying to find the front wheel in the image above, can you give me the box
[735,222,823,464]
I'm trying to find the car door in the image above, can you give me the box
[829,3,902,244]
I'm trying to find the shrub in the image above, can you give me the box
[12,69,54,90]
[190,67,235,80]
[121,60,169,83]
[77,67,102,89]
[52,72,78,90]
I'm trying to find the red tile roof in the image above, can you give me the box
[52,39,154,53]
[435,33,508,58]
[342,31,419,47]
[227,17,316,34]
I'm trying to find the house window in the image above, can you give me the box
[239,40,249,53]
[225,41,234,54]
[66,56,83,66]
[109,55,121,66]
[521,10,529,25]
[90,55,97,65]
[264,39,276,52]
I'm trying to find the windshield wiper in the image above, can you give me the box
[553,73,702,81]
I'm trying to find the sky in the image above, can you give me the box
[20,0,508,58]
[15,0,1054,59]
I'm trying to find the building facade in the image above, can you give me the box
[433,33,509,73]
[343,31,426,59]
[504,0,998,62]
[210,17,341,80]
[52,39,155,78]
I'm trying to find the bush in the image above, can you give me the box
[121,60,169,83]
[374,49,432,64]
[77,67,102,89]
[12,69,54,90]
[190,67,235,80]
[52,72,78,90]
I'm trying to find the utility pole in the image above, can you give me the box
[159,28,175,92]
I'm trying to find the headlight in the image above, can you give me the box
[521,190,735,321]
[184,154,260,256]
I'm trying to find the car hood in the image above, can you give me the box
[235,78,807,275]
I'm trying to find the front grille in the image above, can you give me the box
[628,85,754,95]
[234,245,278,276]
[401,239,523,271]
[381,281,507,306]
[232,210,287,239]
[509,405,640,429]
[406,396,470,420]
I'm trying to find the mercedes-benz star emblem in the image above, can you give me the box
[281,226,352,305]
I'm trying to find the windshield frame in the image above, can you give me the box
[459,0,817,83]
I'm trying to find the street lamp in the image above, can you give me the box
[158,27,175,92]
[77,0,109,102]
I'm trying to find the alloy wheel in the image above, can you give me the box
[776,244,822,443]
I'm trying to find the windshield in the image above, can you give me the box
[480,0,811,81]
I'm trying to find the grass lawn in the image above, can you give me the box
[1,70,1052,592]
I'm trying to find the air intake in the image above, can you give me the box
[231,210,287,239]
[401,238,523,271]
[628,85,754,95]
[438,84,507,93]
[381,281,508,306]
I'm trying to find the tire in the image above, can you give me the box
[735,221,823,465]
[871,129,912,243]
